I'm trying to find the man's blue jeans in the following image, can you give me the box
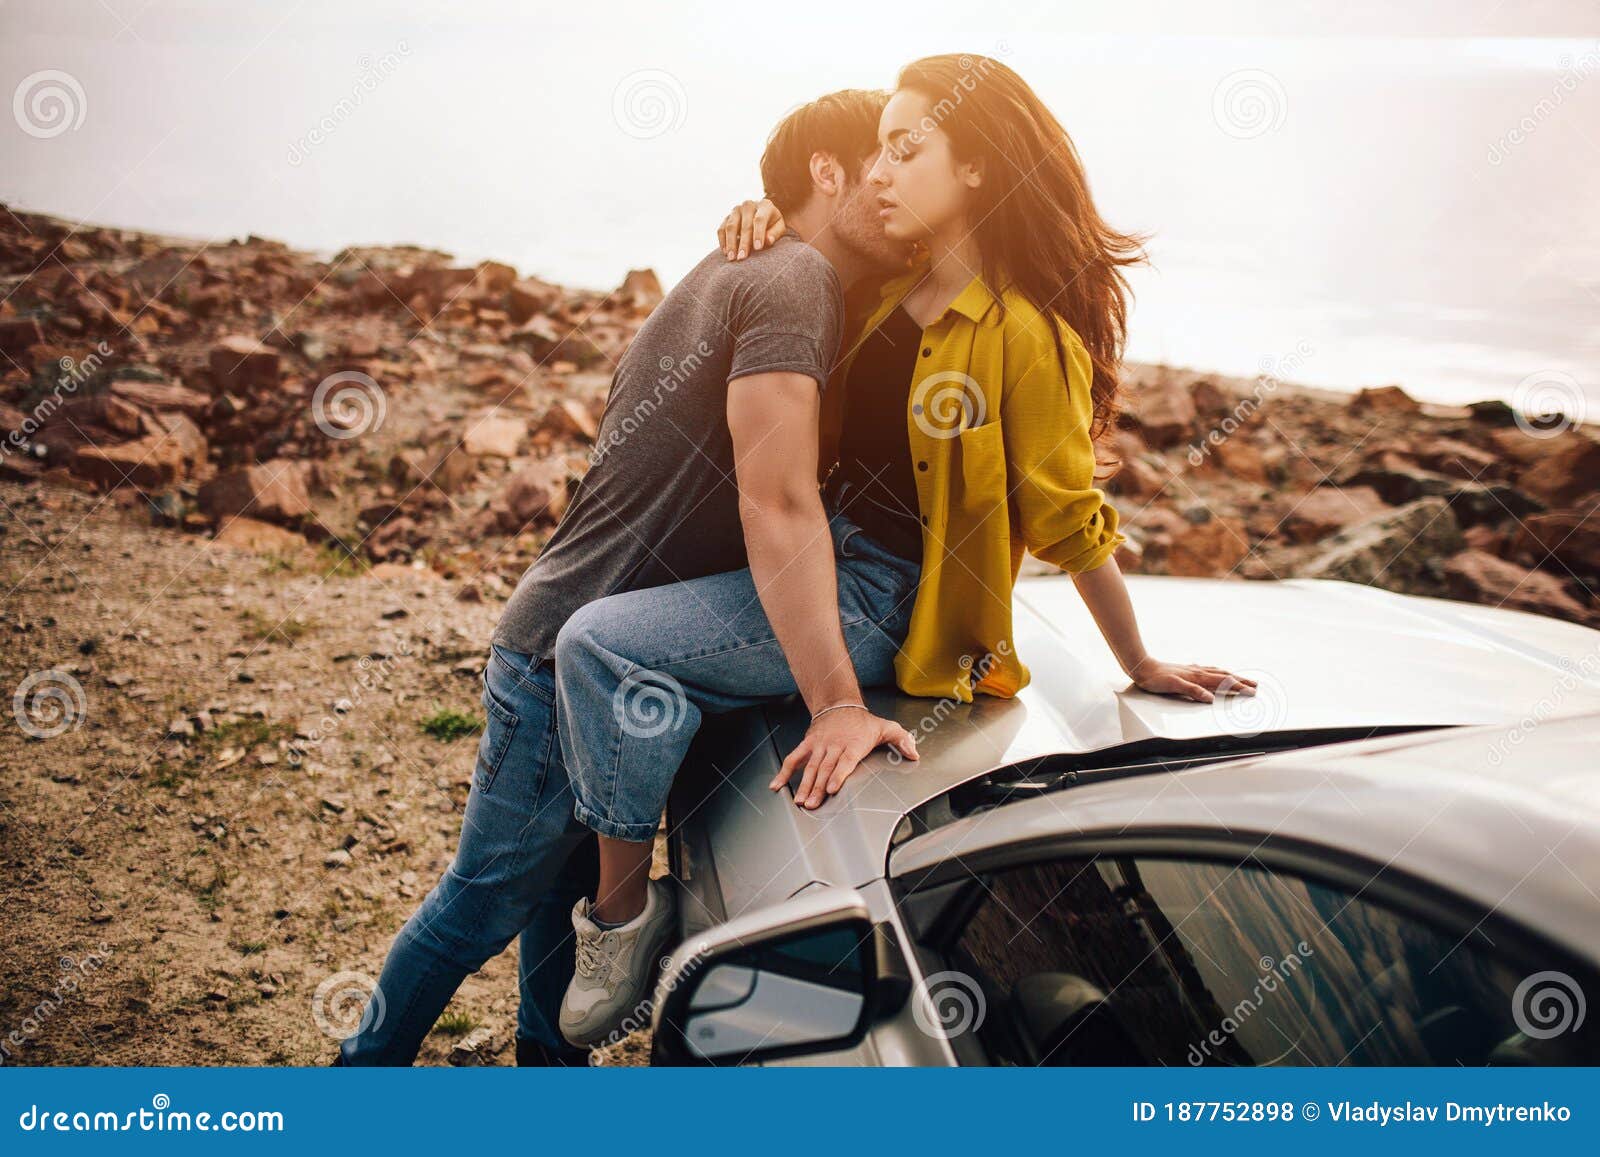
[553,510,920,841]
[339,648,594,1064]
[339,510,918,1062]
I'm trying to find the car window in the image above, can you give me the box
[935,854,1597,1066]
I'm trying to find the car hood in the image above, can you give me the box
[764,576,1600,888]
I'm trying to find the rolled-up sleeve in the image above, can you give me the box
[1002,327,1127,573]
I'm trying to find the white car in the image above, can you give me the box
[651,576,1600,1066]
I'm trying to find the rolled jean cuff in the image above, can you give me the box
[571,797,658,843]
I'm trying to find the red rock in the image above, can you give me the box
[1281,485,1388,544]
[0,316,44,356]
[404,266,477,313]
[100,394,145,437]
[139,410,207,473]
[1510,505,1600,576]
[1349,385,1421,415]
[1211,438,1268,484]
[1462,523,1509,555]
[536,398,598,443]
[1165,515,1249,577]
[1485,426,1548,470]
[109,377,211,417]
[616,268,664,311]
[508,278,560,324]
[475,261,518,294]
[368,515,428,562]
[462,414,526,458]
[503,458,571,527]
[0,402,27,441]
[1412,436,1499,481]
[199,460,311,525]
[388,446,478,496]
[1443,549,1591,624]
[1106,452,1166,501]
[1517,433,1600,508]
[1131,373,1196,449]
[209,335,281,392]
[213,516,308,554]
[71,437,185,491]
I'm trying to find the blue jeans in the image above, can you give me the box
[339,648,595,1064]
[340,511,918,1062]
[553,510,920,841]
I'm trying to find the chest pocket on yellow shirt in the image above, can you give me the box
[955,420,1007,518]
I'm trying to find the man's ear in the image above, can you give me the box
[808,151,843,197]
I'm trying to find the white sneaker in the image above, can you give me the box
[558,877,678,1047]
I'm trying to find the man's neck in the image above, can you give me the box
[783,206,874,290]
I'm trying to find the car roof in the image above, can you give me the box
[886,710,1600,967]
[767,575,1600,888]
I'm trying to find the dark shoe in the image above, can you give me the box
[516,1036,591,1067]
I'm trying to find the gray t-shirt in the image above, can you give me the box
[493,234,844,660]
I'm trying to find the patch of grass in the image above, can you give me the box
[153,717,295,790]
[316,541,372,579]
[254,541,367,580]
[433,1009,479,1036]
[420,706,483,742]
[239,606,316,643]
[195,861,232,913]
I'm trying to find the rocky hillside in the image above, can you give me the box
[1,202,1596,625]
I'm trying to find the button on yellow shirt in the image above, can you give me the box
[824,266,1127,702]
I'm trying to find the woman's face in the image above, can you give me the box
[865,89,982,243]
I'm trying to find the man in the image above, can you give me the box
[337,88,915,1065]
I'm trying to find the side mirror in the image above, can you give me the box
[651,886,904,1066]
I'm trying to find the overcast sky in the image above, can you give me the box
[4,1,1596,405]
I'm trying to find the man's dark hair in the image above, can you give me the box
[759,89,888,215]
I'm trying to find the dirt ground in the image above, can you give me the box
[0,480,658,1066]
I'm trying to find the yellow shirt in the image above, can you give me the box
[823,265,1127,702]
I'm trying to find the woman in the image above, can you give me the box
[721,54,1256,738]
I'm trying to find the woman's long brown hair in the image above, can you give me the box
[897,54,1148,440]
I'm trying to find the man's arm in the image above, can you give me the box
[727,372,918,809]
